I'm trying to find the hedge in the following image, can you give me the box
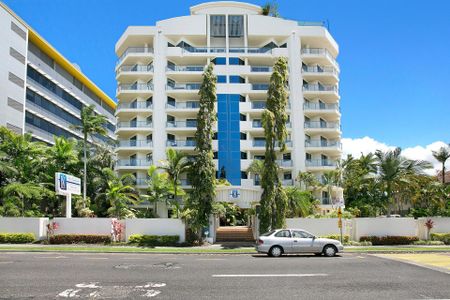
[49,234,111,244]
[359,236,419,245]
[320,234,350,243]
[128,234,179,247]
[0,233,35,244]
[431,233,450,245]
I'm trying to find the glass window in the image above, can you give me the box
[241,171,248,179]
[212,57,226,65]
[292,231,314,238]
[229,57,244,65]
[229,76,244,84]
[217,75,227,83]
[240,151,247,159]
[275,230,291,238]
[228,15,244,37]
[261,230,276,237]
[239,114,246,121]
[210,15,226,37]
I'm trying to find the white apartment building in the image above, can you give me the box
[115,1,343,217]
[0,2,116,144]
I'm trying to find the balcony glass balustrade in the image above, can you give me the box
[117,101,153,110]
[303,84,338,92]
[303,102,339,110]
[166,120,197,128]
[166,140,196,147]
[252,140,293,147]
[251,101,266,109]
[117,64,153,74]
[301,48,339,67]
[166,83,201,90]
[116,159,152,167]
[251,66,273,72]
[302,65,337,75]
[166,101,200,109]
[166,65,204,72]
[117,83,153,92]
[304,121,339,129]
[116,47,153,66]
[117,121,152,128]
[305,140,341,148]
[306,159,337,167]
[118,140,152,147]
[252,84,269,90]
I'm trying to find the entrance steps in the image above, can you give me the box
[216,226,254,242]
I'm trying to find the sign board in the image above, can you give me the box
[229,189,241,199]
[336,199,345,208]
[55,172,81,196]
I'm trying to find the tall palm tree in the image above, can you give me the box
[296,171,320,190]
[432,145,450,184]
[247,159,265,185]
[143,165,176,216]
[285,186,314,217]
[321,170,340,206]
[49,136,78,173]
[159,148,191,217]
[375,147,432,215]
[71,105,108,208]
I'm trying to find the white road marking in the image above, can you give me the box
[75,282,101,289]
[37,256,67,259]
[212,273,328,278]
[58,289,81,297]
[0,261,13,264]
[144,283,166,288]
[142,290,161,297]
[84,257,109,260]
[57,281,166,298]
[196,258,226,261]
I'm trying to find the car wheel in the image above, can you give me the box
[323,245,337,257]
[269,246,283,257]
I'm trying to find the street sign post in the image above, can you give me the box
[55,172,81,218]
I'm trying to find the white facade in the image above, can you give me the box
[115,1,343,215]
[0,3,116,144]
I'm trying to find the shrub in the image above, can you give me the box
[128,234,179,247]
[359,236,419,245]
[0,233,35,244]
[320,234,350,243]
[49,234,111,244]
[431,233,450,245]
[413,240,445,246]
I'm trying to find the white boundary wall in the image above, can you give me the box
[353,218,418,240]
[125,219,185,242]
[53,218,114,235]
[0,217,48,240]
[286,218,349,236]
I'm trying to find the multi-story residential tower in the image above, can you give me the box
[115,1,343,217]
[0,2,116,144]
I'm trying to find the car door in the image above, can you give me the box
[291,230,317,253]
[273,230,293,253]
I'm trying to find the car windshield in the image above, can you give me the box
[292,230,314,238]
[261,230,276,237]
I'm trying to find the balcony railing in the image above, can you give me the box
[251,66,273,72]
[180,179,192,186]
[166,83,201,90]
[252,101,266,109]
[305,140,341,148]
[252,120,263,128]
[117,101,153,110]
[301,48,338,67]
[304,121,339,129]
[282,179,294,186]
[306,159,337,167]
[304,102,339,110]
[117,83,153,92]
[166,120,197,128]
[116,159,152,167]
[252,84,269,90]
[302,65,337,75]
[277,160,293,167]
[116,121,152,129]
[116,47,153,66]
[166,101,200,109]
[321,197,331,205]
[252,140,293,147]
[178,46,226,53]
[229,47,281,54]
[117,64,153,74]
[303,84,338,92]
[166,140,196,147]
[167,65,204,72]
[118,140,152,147]
[135,178,148,186]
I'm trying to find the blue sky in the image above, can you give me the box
[4,0,450,149]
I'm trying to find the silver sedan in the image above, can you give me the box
[256,229,344,257]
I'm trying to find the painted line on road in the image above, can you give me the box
[212,273,328,278]
[0,261,13,264]
[196,258,227,261]
[84,257,109,260]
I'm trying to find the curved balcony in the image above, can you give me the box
[306,159,337,168]
[116,121,152,132]
[116,159,152,169]
[117,83,153,98]
[166,120,197,129]
[116,47,153,67]
[166,65,205,72]
[166,140,196,148]
[305,140,341,148]
[304,121,339,129]
[301,48,339,70]
[117,140,153,149]
[302,65,338,83]
[116,101,153,115]
[303,83,338,93]
[166,101,200,109]
[116,64,154,81]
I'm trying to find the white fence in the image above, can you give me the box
[0,217,48,240]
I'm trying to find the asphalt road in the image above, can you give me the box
[0,252,449,299]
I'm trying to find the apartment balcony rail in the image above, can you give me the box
[301,48,338,67]
[117,101,153,110]
[229,47,281,54]
[177,46,226,53]
[180,179,192,186]
[116,47,153,66]
[306,159,337,167]
[116,159,152,167]
[252,101,266,109]
[252,83,269,90]
[166,140,196,147]
[26,101,77,132]
[251,66,273,72]
[117,83,153,92]
[305,140,341,148]
[166,65,205,72]
[277,160,293,167]
[166,101,200,109]
[304,121,339,129]
[116,64,154,74]
[135,178,148,186]
[166,83,202,90]
[116,121,153,128]
[252,120,263,128]
[302,65,338,75]
[298,21,327,27]
[252,140,293,147]
[118,140,153,148]
[282,179,294,186]
[303,84,338,92]
[304,102,339,110]
[166,120,197,128]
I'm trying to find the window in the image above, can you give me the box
[284,173,292,180]
[240,132,247,140]
[228,15,244,37]
[240,152,247,159]
[229,76,244,84]
[239,95,246,102]
[275,230,291,238]
[212,57,226,65]
[213,132,218,140]
[229,57,244,65]
[239,114,246,121]
[210,15,226,37]
[213,151,218,159]
[217,75,227,83]
[241,171,248,179]
[292,231,314,238]
[283,153,291,160]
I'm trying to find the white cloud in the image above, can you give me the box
[342,136,449,175]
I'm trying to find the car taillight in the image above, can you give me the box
[257,239,264,245]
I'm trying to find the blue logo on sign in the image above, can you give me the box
[230,190,240,199]
[59,174,67,190]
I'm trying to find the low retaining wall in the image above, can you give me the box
[0,217,48,240]
[125,218,185,242]
[53,218,114,236]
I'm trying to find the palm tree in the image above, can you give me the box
[247,159,265,185]
[261,1,280,17]
[159,148,191,217]
[0,151,17,185]
[1,182,47,216]
[432,145,450,184]
[101,176,139,219]
[375,147,432,215]
[71,105,108,208]
[321,170,340,206]
[49,136,78,172]
[285,187,314,217]
[296,171,320,190]
[143,165,175,217]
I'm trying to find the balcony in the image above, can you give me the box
[116,47,153,67]
[116,159,152,168]
[116,121,152,131]
[229,47,288,57]
[305,140,341,149]
[252,120,263,128]
[251,66,273,72]
[117,83,153,97]
[306,159,337,168]
[166,120,197,128]
[277,160,293,168]
[166,83,201,91]
[166,140,196,148]
[252,84,269,90]
[166,65,204,72]
[166,101,200,109]
[180,179,192,187]
[302,65,338,83]
[252,101,266,109]
[282,179,294,186]
[301,48,339,70]
[303,83,338,93]
[304,121,339,129]
[304,102,339,111]
[117,140,153,149]
[116,64,153,74]
[116,101,152,112]
[251,140,293,148]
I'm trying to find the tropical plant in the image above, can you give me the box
[432,145,450,184]
[1,182,48,216]
[159,148,190,217]
[142,165,176,216]
[261,1,280,17]
[321,170,341,205]
[70,104,108,208]
[285,187,316,217]
[100,174,139,219]
[260,57,289,233]
[296,171,320,190]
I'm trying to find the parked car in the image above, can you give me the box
[256,229,344,257]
